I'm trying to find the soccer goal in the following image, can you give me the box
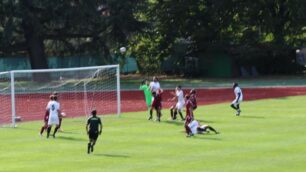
[0,65,120,127]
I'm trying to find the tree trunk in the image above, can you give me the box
[22,21,49,81]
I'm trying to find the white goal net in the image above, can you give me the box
[0,65,120,127]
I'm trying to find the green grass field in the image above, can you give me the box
[1,96,306,172]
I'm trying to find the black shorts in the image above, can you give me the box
[89,131,99,140]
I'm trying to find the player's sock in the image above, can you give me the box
[87,143,91,154]
[178,111,184,120]
[208,126,218,134]
[40,126,45,135]
[53,126,59,138]
[148,109,153,120]
[230,104,237,110]
[170,109,174,120]
[173,110,177,120]
[46,127,51,138]
[91,143,95,152]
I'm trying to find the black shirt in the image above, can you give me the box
[87,116,102,132]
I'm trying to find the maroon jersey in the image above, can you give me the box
[190,93,197,110]
[152,93,162,109]
[185,99,194,118]
[44,111,49,122]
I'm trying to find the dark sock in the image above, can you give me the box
[46,127,51,138]
[40,126,45,135]
[170,109,174,119]
[87,143,91,154]
[208,126,218,134]
[179,112,184,120]
[231,104,237,110]
[173,111,177,120]
[53,126,59,137]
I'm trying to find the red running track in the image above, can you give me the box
[1,87,306,124]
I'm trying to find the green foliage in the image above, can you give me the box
[0,0,306,73]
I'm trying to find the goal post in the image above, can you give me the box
[0,65,120,127]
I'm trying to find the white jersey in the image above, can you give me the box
[234,86,243,101]
[175,89,185,110]
[149,81,160,92]
[188,120,199,134]
[47,100,60,125]
[176,90,184,103]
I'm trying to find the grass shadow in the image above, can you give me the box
[240,116,265,119]
[93,153,130,158]
[163,120,184,126]
[56,136,87,141]
[192,135,222,141]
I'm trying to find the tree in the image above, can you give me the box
[0,0,144,69]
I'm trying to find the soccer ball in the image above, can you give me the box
[120,47,126,54]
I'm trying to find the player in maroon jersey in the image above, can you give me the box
[39,95,53,136]
[189,89,197,110]
[184,94,194,137]
[150,89,163,122]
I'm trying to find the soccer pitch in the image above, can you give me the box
[1,96,306,172]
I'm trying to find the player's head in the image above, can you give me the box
[53,95,58,101]
[153,76,158,82]
[190,89,196,94]
[91,109,97,116]
[233,82,238,88]
[49,95,54,100]
[176,85,182,90]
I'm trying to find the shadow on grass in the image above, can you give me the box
[163,120,184,126]
[193,135,222,141]
[240,116,265,119]
[93,153,130,158]
[56,136,87,141]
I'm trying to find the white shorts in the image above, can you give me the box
[231,99,242,106]
[176,101,185,110]
[48,115,59,125]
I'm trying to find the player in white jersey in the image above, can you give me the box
[169,85,185,120]
[149,76,161,93]
[188,120,219,135]
[230,82,243,116]
[46,95,61,138]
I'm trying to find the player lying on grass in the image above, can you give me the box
[86,109,102,154]
[169,85,185,121]
[188,120,219,135]
[230,82,243,116]
[46,95,61,138]
[139,80,153,120]
[150,89,163,122]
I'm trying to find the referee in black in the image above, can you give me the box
[86,109,102,154]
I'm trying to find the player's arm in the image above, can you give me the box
[236,92,241,103]
[86,120,90,135]
[99,118,102,135]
